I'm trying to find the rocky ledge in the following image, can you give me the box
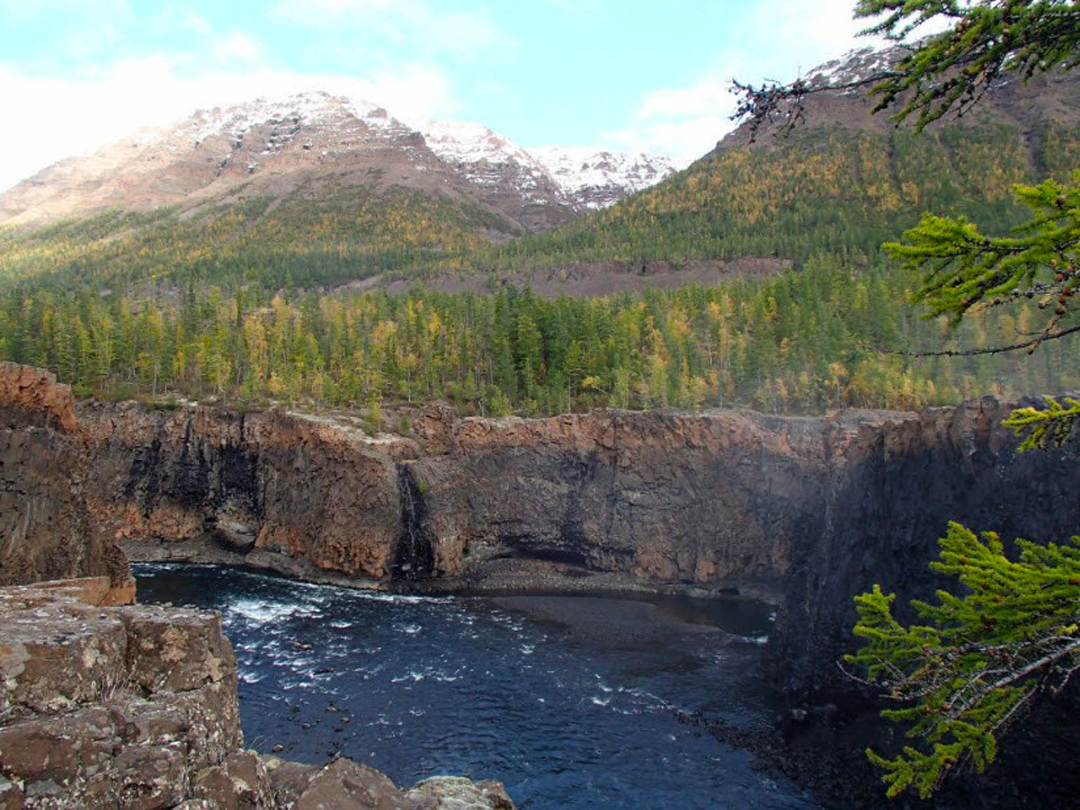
[0,581,513,810]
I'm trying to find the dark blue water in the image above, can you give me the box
[134,564,818,809]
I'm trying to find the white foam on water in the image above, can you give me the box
[229,597,322,625]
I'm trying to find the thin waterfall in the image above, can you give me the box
[392,463,435,580]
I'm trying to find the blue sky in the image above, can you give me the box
[0,0,891,189]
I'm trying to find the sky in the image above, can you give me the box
[0,0,894,190]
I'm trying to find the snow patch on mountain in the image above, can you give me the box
[178,91,413,151]
[532,147,677,209]
[421,119,674,210]
[805,45,900,95]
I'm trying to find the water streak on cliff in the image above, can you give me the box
[393,463,436,580]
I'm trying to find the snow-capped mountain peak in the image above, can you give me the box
[420,119,675,212]
[1,89,675,228]
[423,120,539,167]
[531,147,677,210]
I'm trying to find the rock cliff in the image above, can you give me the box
[7,362,1080,707]
[0,364,514,809]
[768,396,1080,701]
[0,363,131,596]
[74,389,1080,703]
[81,402,405,582]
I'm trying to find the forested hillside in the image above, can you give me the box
[472,66,1080,271]
[1,48,1077,420]
[4,259,1075,419]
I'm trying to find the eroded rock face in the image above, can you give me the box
[0,363,79,433]
[0,586,242,808]
[0,364,131,591]
[81,403,404,580]
[767,396,1080,701]
[9,362,1078,710]
[409,407,830,588]
[78,394,1080,674]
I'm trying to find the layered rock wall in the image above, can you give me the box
[0,364,131,593]
[81,403,404,581]
[769,396,1080,700]
[7,363,1078,706]
[80,395,1080,702]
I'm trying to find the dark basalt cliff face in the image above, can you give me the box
[73,392,1080,707]
[3,362,1079,806]
[768,396,1080,701]
[80,402,405,582]
[5,362,1078,710]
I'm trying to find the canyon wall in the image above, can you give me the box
[767,396,1080,700]
[0,364,514,808]
[0,364,131,595]
[81,402,406,583]
[6,363,1079,706]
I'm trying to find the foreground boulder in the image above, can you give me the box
[0,585,513,809]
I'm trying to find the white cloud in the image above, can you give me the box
[271,0,513,58]
[213,32,264,64]
[600,0,891,166]
[0,56,458,191]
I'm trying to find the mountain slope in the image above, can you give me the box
[0,92,561,233]
[472,46,1080,274]
[0,91,676,292]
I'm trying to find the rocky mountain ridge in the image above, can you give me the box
[0,90,674,230]
[719,42,1080,148]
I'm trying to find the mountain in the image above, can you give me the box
[0,92,674,232]
[477,44,1080,274]
[0,91,552,233]
[2,45,1078,420]
[531,147,676,211]
[419,122,675,215]
[0,91,676,292]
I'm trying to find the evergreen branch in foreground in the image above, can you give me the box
[846,522,1080,798]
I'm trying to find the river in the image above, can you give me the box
[134,563,819,809]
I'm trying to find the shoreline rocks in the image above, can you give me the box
[0,582,514,809]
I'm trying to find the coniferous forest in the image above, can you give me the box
[1,93,1078,421]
